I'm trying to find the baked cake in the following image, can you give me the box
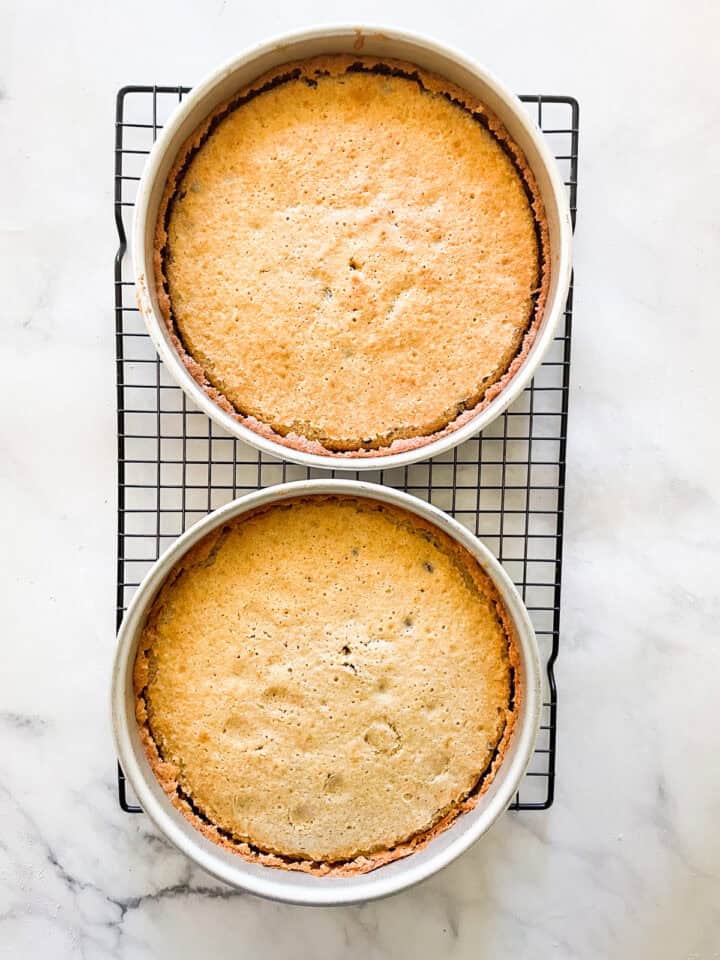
[134,495,520,875]
[153,55,549,457]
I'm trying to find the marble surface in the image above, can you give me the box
[2,0,720,956]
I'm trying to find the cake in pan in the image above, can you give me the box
[154,55,548,457]
[134,495,520,875]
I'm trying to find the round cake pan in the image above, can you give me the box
[133,25,572,472]
[112,479,541,905]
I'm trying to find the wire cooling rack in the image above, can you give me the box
[114,85,579,813]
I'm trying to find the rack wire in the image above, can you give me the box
[114,85,579,813]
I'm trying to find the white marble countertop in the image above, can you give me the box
[2,0,720,956]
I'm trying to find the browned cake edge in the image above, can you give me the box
[149,54,551,458]
[133,496,522,876]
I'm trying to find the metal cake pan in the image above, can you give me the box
[111,479,542,905]
[133,25,572,471]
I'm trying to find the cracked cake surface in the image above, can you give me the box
[134,495,520,875]
[153,54,549,457]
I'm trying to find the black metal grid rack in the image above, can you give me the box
[114,86,579,813]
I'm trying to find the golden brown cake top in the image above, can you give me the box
[134,496,519,875]
[155,55,548,456]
